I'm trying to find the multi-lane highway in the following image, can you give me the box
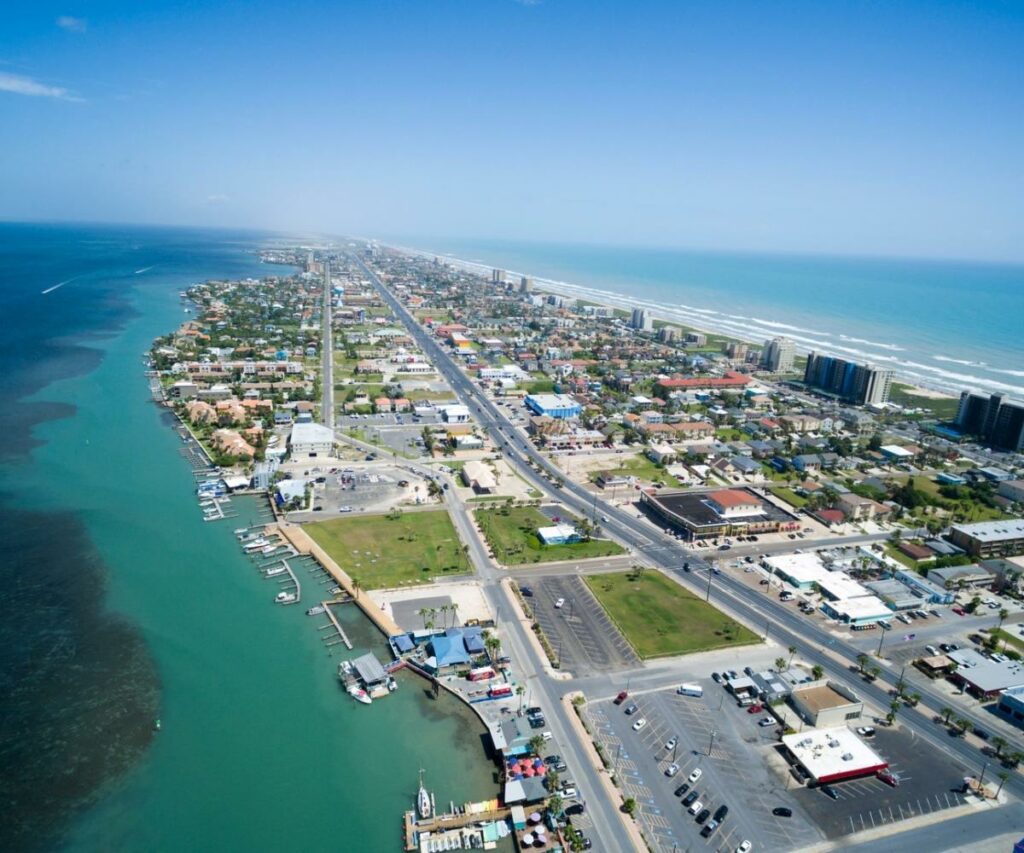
[352,253,1022,844]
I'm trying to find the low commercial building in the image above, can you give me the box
[949,519,1024,559]
[820,595,892,627]
[790,681,863,727]
[537,524,580,545]
[996,685,1024,729]
[837,493,891,521]
[928,563,998,590]
[288,422,335,458]
[440,404,472,424]
[766,553,832,591]
[865,579,922,611]
[461,460,497,493]
[524,393,582,419]
[948,649,1024,699]
[781,727,888,785]
[641,487,800,540]
[893,569,955,604]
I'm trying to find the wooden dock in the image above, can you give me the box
[402,805,511,851]
[322,601,353,649]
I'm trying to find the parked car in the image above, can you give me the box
[714,805,729,822]
[773,807,793,817]
[543,754,562,766]
[665,736,678,751]
[688,767,703,783]
[554,598,565,609]
[758,716,776,727]
[682,790,700,807]
[711,672,723,683]
[624,704,638,715]
[632,718,647,732]
[746,704,765,714]
[700,819,719,837]
[674,783,690,797]
[877,771,899,787]
[520,585,534,597]
[665,763,680,777]
[737,842,752,853]
[695,808,711,824]
[855,726,876,738]
[613,690,628,705]
[687,800,704,816]
[821,785,839,800]
[952,606,966,616]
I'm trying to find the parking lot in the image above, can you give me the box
[528,575,639,676]
[285,463,429,519]
[792,726,972,838]
[584,685,822,852]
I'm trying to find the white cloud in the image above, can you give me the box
[0,71,80,100]
[205,194,230,204]
[57,16,87,33]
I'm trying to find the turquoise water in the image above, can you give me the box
[390,237,1024,398]
[1,225,497,851]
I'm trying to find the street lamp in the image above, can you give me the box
[708,730,717,756]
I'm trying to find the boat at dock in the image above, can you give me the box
[418,769,432,819]
[306,605,325,616]
[265,565,286,577]
[274,591,297,604]
[347,684,372,704]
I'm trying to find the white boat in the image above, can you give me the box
[348,685,372,705]
[275,591,297,604]
[243,539,269,552]
[306,605,325,616]
[418,769,432,819]
[234,528,248,536]
[265,565,286,577]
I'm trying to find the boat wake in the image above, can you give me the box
[134,266,155,274]
[41,275,81,295]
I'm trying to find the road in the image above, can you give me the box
[322,259,334,429]
[354,254,1023,847]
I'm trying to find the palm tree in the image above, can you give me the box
[529,734,546,755]
[351,576,362,600]
[516,684,526,714]
[811,664,824,680]
[996,772,1010,798]
[451,601,461,627]
[955,717,973,737]
[997,608,1009,632]
[774,657,787,672]
[856,654,869,675]
[787,645,797,667]
[940,706,954,725]
[547,794,564,817]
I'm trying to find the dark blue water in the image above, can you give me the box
[0,223,275,851]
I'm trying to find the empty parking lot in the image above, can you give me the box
[528,575,639,676]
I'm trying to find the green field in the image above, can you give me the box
[585,570,760,658]
[595,452,680,487]
[474,505,625,564]
[888,383,961,420]
[768,486,807,508]
[306,510,471,588]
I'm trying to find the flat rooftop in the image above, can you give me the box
[646,488,797,528]
[766,552,831,585]
[782,727,887,783]
[794,683,856,714]
[951,519,1024,542]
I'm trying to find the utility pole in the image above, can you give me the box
[708,730,717,756]
[705,567,713,602]
[876,626,886,658]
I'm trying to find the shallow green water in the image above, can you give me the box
[21,266,497,851]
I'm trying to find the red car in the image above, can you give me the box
[613,691,628,705]
[877,770,899,787]
[952,606,966,616]
[746,704,765,714]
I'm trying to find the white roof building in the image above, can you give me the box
[289,422,335,457]
[782,727,887,784]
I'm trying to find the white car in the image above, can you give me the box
[632,718,647,732]
[665,763,680,777]
[541,731,552,741]
[687,800,704,815]
[665,736,678,750]
[554,598,565,609]
[736,842,752,853]
[688,767,703,783]
[561,786,577,798]
[759,716,776,727]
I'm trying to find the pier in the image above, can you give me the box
[321,600,353,649]
[402,803,511,852]
[273,522,403,636]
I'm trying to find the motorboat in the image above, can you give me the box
[348,685,372,705]
[265,565,286,577]
[306,605,326,616]
[275,591,296,604]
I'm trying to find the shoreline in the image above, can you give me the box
[386,241,986,403]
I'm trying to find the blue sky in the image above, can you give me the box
[1,1,1022,261]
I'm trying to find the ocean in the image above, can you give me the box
[0,224,498,852]
[388,237,1024,399]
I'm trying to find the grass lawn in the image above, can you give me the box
[585,570,760,658]
[596,452,680,487]
[306,510,471,588]
[991,628,1024,654]
[768,486,807,508]
[888,383,961,420]
[474,505,625,564]
[715,427,746,441]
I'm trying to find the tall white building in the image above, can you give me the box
[630,308,653,331]
[760,337,795,372]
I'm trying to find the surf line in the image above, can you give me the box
[134,266,155,274]
[41,275,82,295]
